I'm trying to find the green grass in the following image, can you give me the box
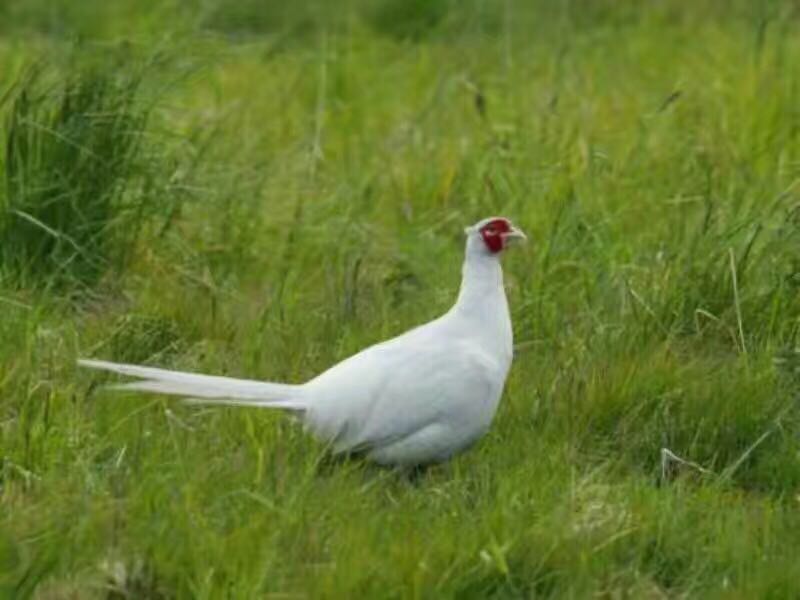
[2,0,800,597]
[0,57,160,288]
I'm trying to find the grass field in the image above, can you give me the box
[2,1,800,597]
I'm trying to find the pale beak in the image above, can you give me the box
[502,226,528,246]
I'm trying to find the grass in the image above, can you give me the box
[0,57,158,288]
[2,0,800,597]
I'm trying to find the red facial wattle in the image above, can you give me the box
[480,219,512,254]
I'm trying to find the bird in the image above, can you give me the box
[79,217,527,467]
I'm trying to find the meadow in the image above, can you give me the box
[2,0,800,597]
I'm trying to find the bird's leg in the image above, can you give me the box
[404,463,434,484]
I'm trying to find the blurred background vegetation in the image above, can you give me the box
[2,0,800,597]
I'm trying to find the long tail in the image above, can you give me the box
[78,359,306,410]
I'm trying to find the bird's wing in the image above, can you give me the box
[303,337,505,456]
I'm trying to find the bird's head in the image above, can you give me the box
[465,217,527,256]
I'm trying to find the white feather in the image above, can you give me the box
[79,359,304,408]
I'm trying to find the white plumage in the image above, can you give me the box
[80,217,526,467]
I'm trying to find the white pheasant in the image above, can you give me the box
[80,217,526,467]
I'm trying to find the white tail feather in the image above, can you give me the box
[79,359,306,409]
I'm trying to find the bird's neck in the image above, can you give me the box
[454,250,506,315]
[448,242,513,365]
